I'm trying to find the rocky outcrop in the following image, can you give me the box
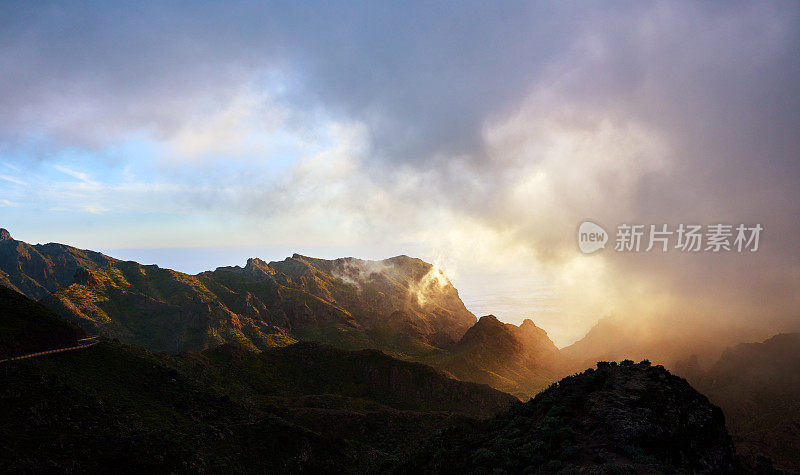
[394,361,773,473]
[73,267,101,287]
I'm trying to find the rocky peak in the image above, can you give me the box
[519,318,545,338]
[273,254,315,274]
[461,316,557,351]
[457,315,522,352]
[477,314,502,325]
[0,228,11,241]
[517,318,559,355]
[453,315,563,387]
[243,257,274,276]
[467,315,507,336]
[244,257,265,269]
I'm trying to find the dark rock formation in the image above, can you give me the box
[394,361,773,473]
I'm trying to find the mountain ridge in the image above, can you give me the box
[0,228,565,398]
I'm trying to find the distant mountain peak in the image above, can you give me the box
[244,257,268,270]
[0,228,11,241]
[520,318,535,327]
[458,315,519,351]
[448,314,565,397]
[477,314,501,325]
[518,318,548,336]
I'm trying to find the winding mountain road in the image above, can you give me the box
[0,336,99,363]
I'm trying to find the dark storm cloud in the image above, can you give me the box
[0,1,584,157]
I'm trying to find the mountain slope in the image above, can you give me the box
[41,259,297,353]
[0,228,113,300]
[431,315,565,398]
[0,229,476,355]
[201,253,476,352]
[394,361,784,474]
[1,340,374,473]
[0,291,516,472]
[690,333,800,471]
[0,285,85,358]
[562,316,740,371]
[192,340,517,418]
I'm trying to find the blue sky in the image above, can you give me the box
[2,1,799,345]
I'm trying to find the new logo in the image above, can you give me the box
[578,221,608,254]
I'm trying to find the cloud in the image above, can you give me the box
[0,1,568,153]
[0,174,25,185]
[82,204,109,214]
[1,1,798,343]
[53,165,94,183]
